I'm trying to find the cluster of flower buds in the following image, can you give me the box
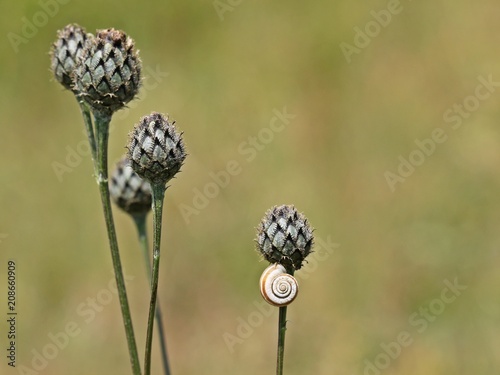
[51,24,187,202]
[51,24,142,116]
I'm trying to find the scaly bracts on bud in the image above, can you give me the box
[110,156,152,216]
[50,24,92,92]
[127,112,186,186]
[256,205,314,271]
[73,28,142,116]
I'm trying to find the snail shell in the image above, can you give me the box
[260,263,299,307]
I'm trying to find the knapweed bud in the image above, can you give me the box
[50,24,92,92]
[110,156,152,215]
[73,28,141,115]
[127,112,186,185]
[256,205,314,271]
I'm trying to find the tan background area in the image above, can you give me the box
[1,0,499,374]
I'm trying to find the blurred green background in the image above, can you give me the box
[1,0,500,374]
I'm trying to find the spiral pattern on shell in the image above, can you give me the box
[260,263,298,307]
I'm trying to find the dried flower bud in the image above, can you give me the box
[127,112,186,185]
[110,156,152,215]
[50,23,92,92]
[256,205,314,271]
[73,28,141,115]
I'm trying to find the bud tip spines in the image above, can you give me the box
[256,204,314,271]
[127,112,187,186]
[73,27,142,115]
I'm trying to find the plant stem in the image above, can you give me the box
[77,100,98,177]
[276,306,288,375]
[276,270,294,375]
[94,112,141,375]
[133,214,171,375]
[144,184,166,375]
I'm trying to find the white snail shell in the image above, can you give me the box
[260,263,299,307]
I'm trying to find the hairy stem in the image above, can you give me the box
[133,214,171,375]
[77,100,98,177]
[144,184,166,375]
[94,112,141,375]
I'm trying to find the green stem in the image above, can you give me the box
[144,184,166,375]
[133,214,172,375]
[77,100,98,177]
[276,306,288,375]
[276,270,294,375]
[94,112,141,375]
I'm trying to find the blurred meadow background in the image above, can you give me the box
[1,0,500,374]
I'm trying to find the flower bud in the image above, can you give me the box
[50,23,92,92]
[73,28,141,115]
[110,156,152,215]
[256,205,314,271]
[127,112,186,185]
